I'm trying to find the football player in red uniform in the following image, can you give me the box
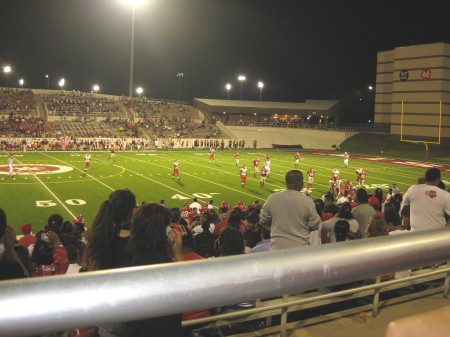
[253,157,260,177]
[172,159,180,180]
[208,147,215,164]
[294,152,300,168]
[200,202,209,214]
[260,166,268,188]
[235,152,240,166]
[359,171,366,187]
[307,168,315,184]
[108,146,116,164]
[180,202,191,220]
[332,168,340,177]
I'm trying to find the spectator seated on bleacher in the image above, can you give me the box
[0,114,47,137]
[0,88,36,114]
[42,90,120,116]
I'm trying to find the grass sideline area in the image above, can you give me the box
[339,133,450,164]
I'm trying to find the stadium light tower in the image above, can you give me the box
[258,81,264,101]
[93,84,100,93]
[123,0,147,98]
[19,78,24,88]
[136,87,143,98]
[59,78,65,90]
[177,73,184,101]
[226,83,232,100]
[238,75,246,100]
[3,65,11,87]
[45,74,50,89]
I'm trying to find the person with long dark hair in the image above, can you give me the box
[125,202,183,337]
[84,189,137,337]
[85,189,136,271]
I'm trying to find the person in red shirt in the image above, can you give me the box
[235,152,240,166]
[199,202,209,214]
[18,223,36,247]
[31,232,69,277]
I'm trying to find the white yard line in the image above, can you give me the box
[12,156,76,219]
[124,155,269,201]
[40,152,114,192]
[93,157,218,207]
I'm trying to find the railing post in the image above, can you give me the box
[444,261,450,299]
[372,276,381,317]
[280,293,289,337]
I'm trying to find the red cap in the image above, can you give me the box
[368,197,380,206]
[21,223,32,235]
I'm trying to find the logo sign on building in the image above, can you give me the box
[399,70,409,81]
[421,68,431,80]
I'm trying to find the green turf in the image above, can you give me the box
[339,133,450,164]
[1,149,449,235]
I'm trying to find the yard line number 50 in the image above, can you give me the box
[36,199,87,207]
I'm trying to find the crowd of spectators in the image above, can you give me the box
[0,88,36,114]
[42,91,121,115]
[0,114,47,137]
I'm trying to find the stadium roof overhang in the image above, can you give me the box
[193,98,340,120]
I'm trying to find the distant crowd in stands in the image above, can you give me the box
[0,88,36,114]
[42,91,120,115]
[0,114,47,137]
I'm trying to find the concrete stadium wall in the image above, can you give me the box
[218,124,358,149]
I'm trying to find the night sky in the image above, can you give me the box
[1,0,449,103]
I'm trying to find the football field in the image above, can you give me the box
[1,149,449,234]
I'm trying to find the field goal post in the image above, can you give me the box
[400,100,442,161]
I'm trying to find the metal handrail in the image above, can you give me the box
[1,228,450,337]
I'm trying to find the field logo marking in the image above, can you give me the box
[0,164,73,175]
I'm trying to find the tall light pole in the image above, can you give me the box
[226,83,231,100]
[177,73,184,101]
[19,78,24,89]
[45,74,49,89]
[123,0,145,98]
[238,75,246,100]
[3,66,11,87]
[258,81,264,101]
[124,0,146,98]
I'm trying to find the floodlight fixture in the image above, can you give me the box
[19,78,24,88]
[258,81,264,101]
[3,66,11,74]
[238,75,246,100]
[226,83,231,100]
[136,87,143,97]
[59,78,65,89]
[93,84,100,93]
